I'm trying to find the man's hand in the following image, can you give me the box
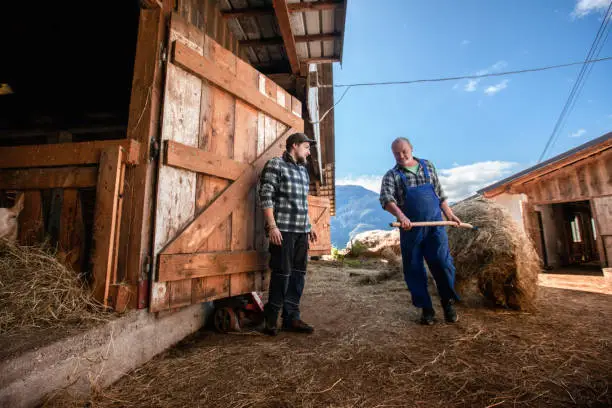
[448,213,462,227]
[269,227,283,246]
[399,214,412,230]
[309,230,318,243]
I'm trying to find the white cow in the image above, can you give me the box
[0,194,24,243]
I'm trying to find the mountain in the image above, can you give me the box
[330,185,395,248]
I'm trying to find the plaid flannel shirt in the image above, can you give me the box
[379,158,448,209]
[258,151,311,233]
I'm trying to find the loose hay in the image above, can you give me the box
[448,197,540,310]
[43,263,612,408]
[0,240,107,335]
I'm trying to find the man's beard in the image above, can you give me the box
[297,156,308,165]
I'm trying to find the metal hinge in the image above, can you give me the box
[150,138,160,162]
[160,43,167,62]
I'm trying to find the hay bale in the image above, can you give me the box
[448,197,540,310]
[347,229,401,257]
[0,240,105,334]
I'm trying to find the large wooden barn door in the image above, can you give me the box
[150,14,304,312]
[308,196,332,256]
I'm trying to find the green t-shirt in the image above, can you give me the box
[403,163,420,175]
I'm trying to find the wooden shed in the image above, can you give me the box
[480,132,612,271]
[0,0,346,312]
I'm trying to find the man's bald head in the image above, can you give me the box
[391,137,413,149]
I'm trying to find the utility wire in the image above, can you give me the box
[318,56,612,88]
[538,1,612,162]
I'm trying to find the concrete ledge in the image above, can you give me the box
[0,303,213,408]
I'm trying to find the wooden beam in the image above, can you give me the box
[287,0,344,12]
[272,0,301,74]
[0,167,98,190]
[161,128,294,255]
[140,0,162,9]
[302,57,341,64]
[172,41,303,131]
[121,5,169,310]
[0,139,140,169]
[158,250,267,281]
[91,146,124,307]
[240,33,341,47]
[221,7,274,19]
[164,140,249,180]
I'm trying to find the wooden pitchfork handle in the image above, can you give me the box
[390,221,477,230]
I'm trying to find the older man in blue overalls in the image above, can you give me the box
[380,137,461,325]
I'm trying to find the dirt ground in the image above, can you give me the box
[47,259,612,408]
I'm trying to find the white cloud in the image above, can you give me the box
[336,175,383,193]
[456,61,508,92]
[570,128,587,138]
[438,161,518,203]
[464,79,479,92]
[484,79,510,95]
[337,161,518,204]
[461,39,471,46]
[572,0,610,18]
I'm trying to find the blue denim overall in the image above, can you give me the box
[396,160,459,309]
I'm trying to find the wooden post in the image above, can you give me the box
[92,146,124,307]
[119,3,171,309]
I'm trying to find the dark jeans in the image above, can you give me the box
[264,231,309,324]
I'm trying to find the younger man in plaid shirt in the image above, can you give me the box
[258,132,318,335]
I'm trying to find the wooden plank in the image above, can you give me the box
[205,275,230,300]
[0,167,98,190]
[141,0,163,9]
[159,250,267,281]
[18,191,44,245]
[221,7,274,19]
[121,6,167,311]
[161,128,294,255]
[59,189,84,273]
[273,0,301,74]
[232,100,258,252]
[308,195,330,207]
[91,147,123,306]
[112,165,126,283]
[0,139,139,169]
[291,95,302,118]
[231,271,256,296]
[150,281,170,312]
[287,0,344,12]
[200,86,235,254]
[171,41,304,131]
[164,140,249,180]
[592,196,612,236]
[112,284,136,313]
[302,57,341,64]
[239,33,341,47]
[152,23,203,257]
[169,279,193,308]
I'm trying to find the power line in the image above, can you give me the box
[538,1,612,162]
[318,55,612,88]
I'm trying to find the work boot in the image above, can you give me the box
[420,308,435,325]
[262,318,278,336]
[283,319,314,334]
[442,299,458,323]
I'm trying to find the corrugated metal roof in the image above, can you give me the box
[219,0,346,72]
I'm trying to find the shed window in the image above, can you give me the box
[570,216,582,243]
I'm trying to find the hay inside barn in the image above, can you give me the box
[448,197,540,310]
[0,240,107,335]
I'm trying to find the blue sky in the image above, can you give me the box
[332,0,612,202]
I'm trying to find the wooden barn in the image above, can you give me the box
[0,0,346,313]
[479,132,612,272]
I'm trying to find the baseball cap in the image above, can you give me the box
[285,132,316,150]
